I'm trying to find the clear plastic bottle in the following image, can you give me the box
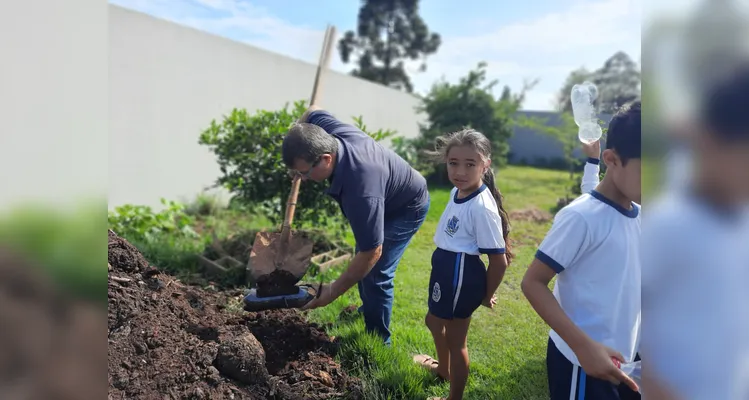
[571,81,602,144]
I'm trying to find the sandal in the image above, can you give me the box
[412,354,448,381]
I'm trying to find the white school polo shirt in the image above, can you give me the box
[433,185,506,256]
[642,191,749,400]
[536,190,641,367]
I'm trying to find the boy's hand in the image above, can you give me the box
[575,339,639,392]
[482,294,497,309]
[582,140,601,159]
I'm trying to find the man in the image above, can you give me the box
[282,105,430,345]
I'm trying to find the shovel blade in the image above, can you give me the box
[248,231,314,283]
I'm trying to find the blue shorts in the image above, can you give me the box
[427,248,486,320]
[547,338,641,400]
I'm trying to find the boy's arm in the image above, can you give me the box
[521,259,592,351]
[522,258,639,391]
[581,140,601,194]
[581,158,600,194]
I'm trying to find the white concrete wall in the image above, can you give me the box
[108,5,424,210]
[0,0,108,211]
[1,2,572,212]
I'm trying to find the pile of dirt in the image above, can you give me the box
[0,248,105,400]
[108,230,362,399]
[509,207,553,223]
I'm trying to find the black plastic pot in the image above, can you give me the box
[242,285,317,312]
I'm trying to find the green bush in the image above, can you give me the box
[0,202,106,304]
[403,62,532,186]
[198,100,395,238]
[108,199,198,244]
[390,136,434,176]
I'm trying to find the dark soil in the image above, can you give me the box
[0,248,105,400]
[108,230,362,400]
[255,270,301,298]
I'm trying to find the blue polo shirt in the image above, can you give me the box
[308,111,429,252]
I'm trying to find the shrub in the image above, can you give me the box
[108,199,198,244]
[198,100,395,239]
[405,62,532,186]
[0,202,105,304]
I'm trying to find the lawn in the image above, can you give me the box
[110,165,571,399]
[306,165,570,399]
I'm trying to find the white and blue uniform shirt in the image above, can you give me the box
[433,184,506,255]
[537,190,641,367]
[428,184,506,320]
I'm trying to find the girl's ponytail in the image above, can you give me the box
[483,168,513,264]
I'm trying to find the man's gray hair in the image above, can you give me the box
[281,123,338,167]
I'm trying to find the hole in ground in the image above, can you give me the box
[245,310,335,375]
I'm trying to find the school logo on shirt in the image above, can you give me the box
[445,216,460,237]
[432,282,441,302]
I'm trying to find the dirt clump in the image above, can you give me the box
[509,207,553,223]
[255,269,301,297]
[107,230,362,400]
[215,333,270,385]
[108,229,150,273]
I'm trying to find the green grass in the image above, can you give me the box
[0,201,107,305]
[113,165,572,399]
[306,166,570,399]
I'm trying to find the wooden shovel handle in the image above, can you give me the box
[282,174,302,230]
[310,25,336,107]
[278,25,335,245]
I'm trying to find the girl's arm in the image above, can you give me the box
[484,253,508,305]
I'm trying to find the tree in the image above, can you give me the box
[338,0,441,93]
[557,51,641,114]
[555,67,592,113]
[400,62,534,185]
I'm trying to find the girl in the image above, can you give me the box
[413,129,512,400]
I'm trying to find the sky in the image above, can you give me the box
[109,0,642,111]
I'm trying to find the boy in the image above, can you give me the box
[641,63,749,399]
[522,101,641,400]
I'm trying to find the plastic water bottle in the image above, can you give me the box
[571,81,602,144]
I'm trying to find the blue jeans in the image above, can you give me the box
[356,197,430,345]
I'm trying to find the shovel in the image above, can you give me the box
[247,174,315,295]
[246,25,336,302]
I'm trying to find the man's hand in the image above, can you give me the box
[299,105,322,123]
[574,339,640,392]
[301,283,334,311]
[582,139,601,159]
[482,294,497,309]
